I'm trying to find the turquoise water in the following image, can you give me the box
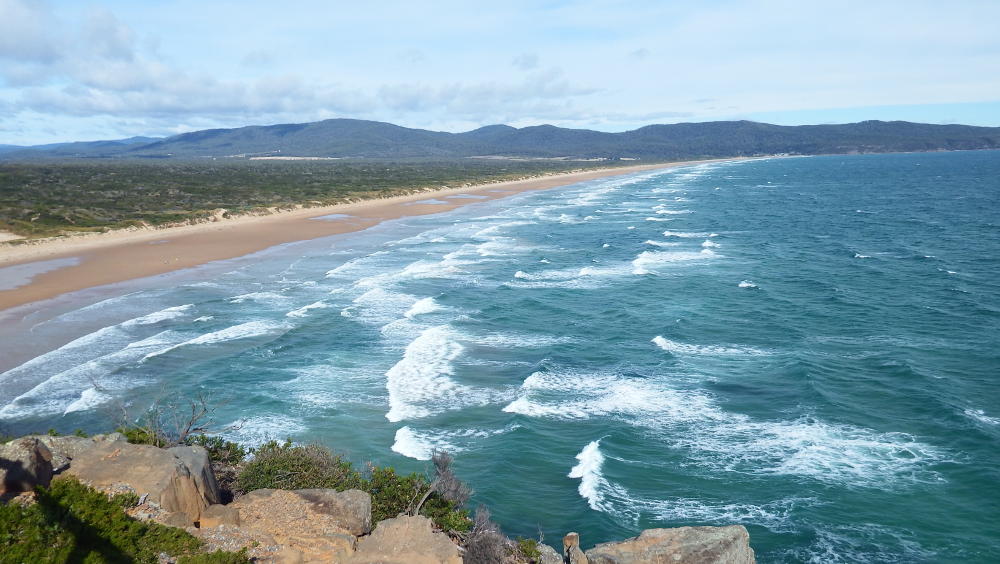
[2,152,998,561]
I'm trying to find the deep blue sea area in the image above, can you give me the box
[2,151,998,562]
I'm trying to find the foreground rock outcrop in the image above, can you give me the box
[0,437,53,495]
[350,515,463,564]
[573,526,756,564]
[19,433,219,525]
[2,433,758,563]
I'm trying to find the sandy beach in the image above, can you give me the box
[0,161,726,312]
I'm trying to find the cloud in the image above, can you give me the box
[0,0,62,63]
[83,8,136,62]
[512,53,539,70]
[628,48,650,60]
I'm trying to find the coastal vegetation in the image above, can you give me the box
[0,476,249,563]
[0,159,616,239]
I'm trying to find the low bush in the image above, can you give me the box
[236,440,364,492]
[517,537,542,560]
[184,434,248,466]
[235,441,471,533]
[0,477,248,563]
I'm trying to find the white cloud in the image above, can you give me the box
[1,0,999,144]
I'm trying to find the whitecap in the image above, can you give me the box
[568,440,611,511]
[652,335,764,356]
[632,250,716,275]
[404,297,445,319]
[391,425,517,460]
[385,326,471,422]
[286,301,331,318]
[964,408,1000,426]
[142,320,290,361]
[738,280,758,289]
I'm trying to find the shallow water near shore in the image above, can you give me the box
[2,152,999,562]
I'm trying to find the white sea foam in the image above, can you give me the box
[738,280,758,288]
[142,321,289,361]
[644,217,673,222]
[701,239,720,248]
[0,304,195,403]
[568,440,610,511]
[223,414,308,448]
[964,408,1000,426]
[652,335,764,356]
[385,326,468,421]
[122,304,194,326]
[391,425,517,460]
[854,253,871,259]
[662,230,712,238]
[341,288,418,324]
[632,250,716,275]
[226,291,288,304]
[643,240,681,247]
[63,387,111,414]
[1,331,180,419]
[783,523,935,563]
[404,297,445,319]
[506,361,941,488]
[286,300,331,318]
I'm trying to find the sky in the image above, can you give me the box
[2,0,999,145]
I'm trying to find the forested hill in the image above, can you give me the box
[4,119,999,160]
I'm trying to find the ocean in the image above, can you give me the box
[2,151,998,562]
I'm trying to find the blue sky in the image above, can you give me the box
[1,0,999,145]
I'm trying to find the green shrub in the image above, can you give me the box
[236,440,363,493]
[364,466,470,532]
[185,434,247,466]
[116,425,168,447]
[0,477,201,563]
[517,537,542,559]
[365,466,426,522]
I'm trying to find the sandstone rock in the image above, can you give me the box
[537,542,564,564]
[231,488,360,562]
[160,511,195,528]
[168,445,221,505]
[585,525,755,564]
[29,433,127,472]
[64,440,217,525]
[293,488,372,536]
[565,532,589,564]
[349,515,461,564]
[201,503,241,528]
[0,437,53,494]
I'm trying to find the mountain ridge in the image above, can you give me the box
[3,118,998,161]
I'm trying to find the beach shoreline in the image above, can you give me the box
[0,159,733,312]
